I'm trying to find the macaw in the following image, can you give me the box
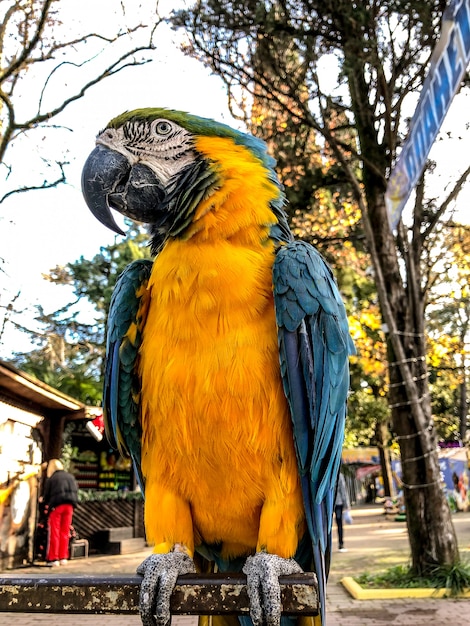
[81,109,354,626]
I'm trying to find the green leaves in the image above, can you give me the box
[11,222,151,405]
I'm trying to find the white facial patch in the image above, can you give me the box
[96,118,197,185]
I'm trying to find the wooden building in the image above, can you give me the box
[0,360,144,569]
[0,360,89,569]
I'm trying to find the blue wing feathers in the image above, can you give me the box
[104,341,121,450]
[322,315,346,353]
[279,331,311,471]
[104,258,153,489]
[273,240,354,625]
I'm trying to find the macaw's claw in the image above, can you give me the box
[242,552,303,626]
[137,552,196,626]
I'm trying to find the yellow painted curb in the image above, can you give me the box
[341,577,470,600]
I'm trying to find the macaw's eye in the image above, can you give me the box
[155,121,172,135]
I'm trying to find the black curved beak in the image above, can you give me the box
[81,144,129,235]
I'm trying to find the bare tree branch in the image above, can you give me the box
[0,0,55,84]
[0,1,161,200]
[422,164,470,239]
[25,24,148,70]
[0,290,22,344]
[33,45,154,123]
[0,89,16,158]
[0,161,67,204]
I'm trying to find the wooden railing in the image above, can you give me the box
[0,573,319,616]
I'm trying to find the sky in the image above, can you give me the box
[0,1,469,359]
[0,0,237,357]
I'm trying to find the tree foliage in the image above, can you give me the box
[13,304,104,404]
[425,222,470,441]
[12,224,150,403]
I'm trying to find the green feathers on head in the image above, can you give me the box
[107,108,275,170]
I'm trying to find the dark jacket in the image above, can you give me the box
[44,470,78,510]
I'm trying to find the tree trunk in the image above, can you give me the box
[341,26,460,570]
[363,191,459,573]
[396,407,459,570]
[375,421,394,498]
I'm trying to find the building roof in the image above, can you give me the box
[0,360,88,419]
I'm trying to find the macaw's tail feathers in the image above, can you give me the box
[295,533,326,626]
[199,617,244,626]
[312,542,328,626]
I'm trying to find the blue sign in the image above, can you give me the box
[386,0,470,229]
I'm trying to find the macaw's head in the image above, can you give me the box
[82,108,287,253]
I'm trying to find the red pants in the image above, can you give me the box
[47,504,74,561]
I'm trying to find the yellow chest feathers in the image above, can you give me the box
[139,235,285,438]
[138,236,302,553]
[136,138,303,554]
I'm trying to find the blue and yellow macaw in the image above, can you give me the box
[82,109,354,626]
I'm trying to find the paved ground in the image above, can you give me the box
[1,505,470,625]
[326,505,470,625]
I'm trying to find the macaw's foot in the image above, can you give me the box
[137,551,196,626]
[242,552,303,626]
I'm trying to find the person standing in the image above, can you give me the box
[334,471,351,552]
[43,459,78,566]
